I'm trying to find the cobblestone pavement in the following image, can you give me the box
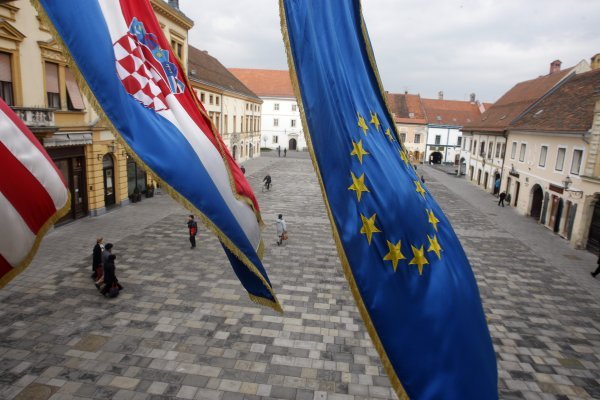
[0,154,599,400]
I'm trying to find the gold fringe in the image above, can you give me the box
[279,1,408,398]
[0,193,71,289]
[31,0,282,314]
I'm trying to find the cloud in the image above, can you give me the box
[179,0,600,102]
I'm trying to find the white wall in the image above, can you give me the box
[260,97,307,151]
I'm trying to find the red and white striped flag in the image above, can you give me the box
[0,98,70,288]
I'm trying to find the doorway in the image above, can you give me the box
[289,138,297,151]
[586,199,600,253]
[483,172,489,189]
[530,184,543,221]
[514,181,520,206]
[102,154,116,207]
[431,151,442,164]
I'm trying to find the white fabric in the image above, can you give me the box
[0,108,69,209]
[97,0,261,250]
[0,191,35,266]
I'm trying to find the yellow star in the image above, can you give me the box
[385,128,395,142]
[348,172,370,202]
[400,149,409,165]
[426,209,440,231]
[409,245,429,275]
[360,213,381,245]
[350,140,370,164]
[383,240,406,272]
[427,235,443,260]
[414,180,426,198]
[357,113,369,135]
[370,112,381,131]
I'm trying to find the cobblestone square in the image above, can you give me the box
[1,154,599,399]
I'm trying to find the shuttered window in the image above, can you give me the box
[65,68,85,110]
[0,52,14,105]
[45,62,60,108]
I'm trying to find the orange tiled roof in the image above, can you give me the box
[511,68,600,132]
[421,98,483,126]
[385,93,427,124]
[187,46,259,100]
[464,68,573,132]
[229,68,294,98]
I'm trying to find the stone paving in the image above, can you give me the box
[0,153,599,400]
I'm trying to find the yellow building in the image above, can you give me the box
[0,0,192,220]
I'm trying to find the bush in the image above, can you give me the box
[260,147,272,152]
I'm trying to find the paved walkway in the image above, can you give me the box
[0,155,598,400]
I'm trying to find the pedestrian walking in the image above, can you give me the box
[262,174,272,191]
[95,242,113,289]
[284,148,287,157]
[498,192,506,207]
[240,165,246,175]
[420,175,425,183]
[100,254,122,297]
[91,237,104,280]
[591,255,600,278]
[278,145,281,157]
[276,214,288,246]
[187,215,198,249]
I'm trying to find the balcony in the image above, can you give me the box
[10,106,57,133]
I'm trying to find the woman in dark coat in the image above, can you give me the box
[100,254,122,296]
[92,237,104,280]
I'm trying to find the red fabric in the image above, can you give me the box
[118,0,260,212]
[0,142,57,233]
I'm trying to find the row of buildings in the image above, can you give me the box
[0,0,266,222]
[459,57,600,253]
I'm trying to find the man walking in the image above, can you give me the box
[498,192,506,207]
[278,146,281,157]
[187,215,198,249]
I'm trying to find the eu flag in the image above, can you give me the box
[281,1,498,398]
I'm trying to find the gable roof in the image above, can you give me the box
[511,68,600,133]
[385,93,427,124]
[229,68,294,98]
[464,68,573,132]
[187,46,259,100]
[421,98,483,126]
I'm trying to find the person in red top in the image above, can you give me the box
[187,215,198,249]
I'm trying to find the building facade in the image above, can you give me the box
[229,69,307,152]
[0,0,191,220]
[188,47,262,163]
[386,92,427,163]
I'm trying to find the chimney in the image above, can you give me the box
[549,59,562,74]
[438,91,444,100]
[404,90,408,95]
[591,53,600,70]
[168,0,179,9]
[469,93,476,103]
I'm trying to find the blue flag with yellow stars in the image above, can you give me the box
[280,1,498,399]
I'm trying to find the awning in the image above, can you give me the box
[43,132,92,147]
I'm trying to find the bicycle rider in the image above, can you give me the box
[263,174,272,191]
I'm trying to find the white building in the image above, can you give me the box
[229,69,307,152]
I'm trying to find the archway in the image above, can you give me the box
[469,165,474,180]
[493,172,501,195]
[430,151,442,164]
[289,138,297,151]
[232,145,237,160]
[414,151,421,163]
[477,169,482,185]
[530,184,543,221]
[102,154,116,207]
[459,158,466,175]
[483,171,489,189]
[587,197,600,252]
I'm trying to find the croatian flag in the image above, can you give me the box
[0,98,70,288]
[38,0,281,311]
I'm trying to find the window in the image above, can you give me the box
[480,141,485,157]
[400,133,406,142]
[511,142,517,159]
[462,138,467,150]
[274,103,279,111]
[539,146,548,167]
[487,143,493,159]
[292,104,297,112]
[457,137,462,147]
[571,149,583,175]
[216,96,219,106]
[200,92,205,103]
[435,135,441,145]
[0,52,14,106]
[170,40,183,60]
[495,143,501,158]
[240,116,244,132]
[233,116,237,132]
[65,68,85,110]
[45,62,60,109]
[414,134,421,144]
[472,140,477,155]
[501,143,506,158]
[274,118,279,127]
[291,119,296,127]
[224,114,228,133]
[519,144,526,162]
[246,103,249,111]
[209,95,213,105]
[555,148,566,171]
[273,135,278,144]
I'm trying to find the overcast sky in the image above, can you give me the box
[179,0,600,103]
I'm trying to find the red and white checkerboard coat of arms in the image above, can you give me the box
[113,32,173,111]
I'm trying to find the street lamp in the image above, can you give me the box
[562,175,583,199]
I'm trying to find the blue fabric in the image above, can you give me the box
[40,0,275,305]
[282,1,498,398]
